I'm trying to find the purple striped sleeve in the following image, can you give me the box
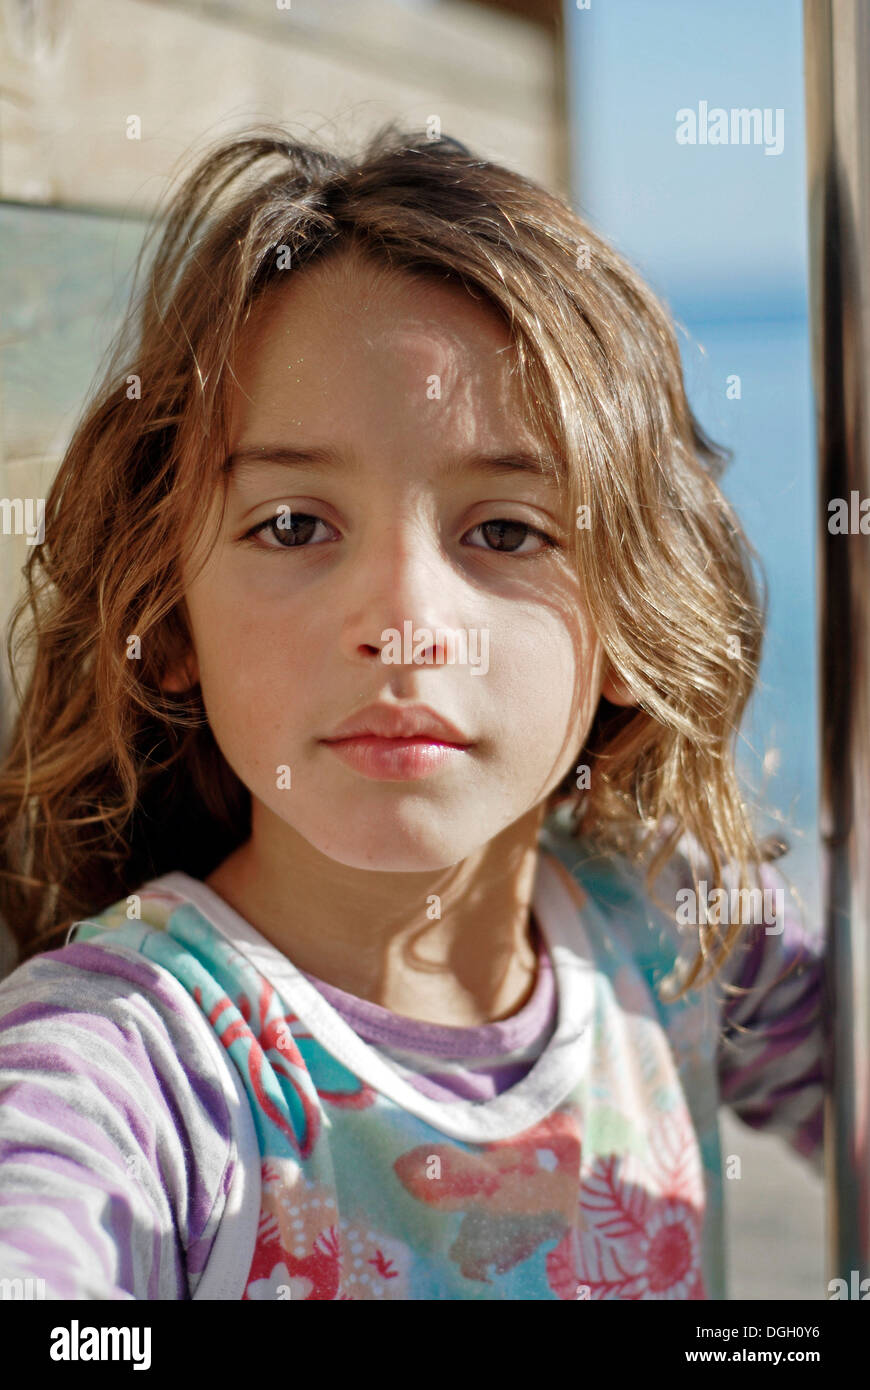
[0,939,236,1299]
[716,862,825,1173]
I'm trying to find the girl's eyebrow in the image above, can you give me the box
[223,445,561,485]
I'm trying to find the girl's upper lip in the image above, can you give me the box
[322,703,471,744]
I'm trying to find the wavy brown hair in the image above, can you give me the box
[0,121,780,992]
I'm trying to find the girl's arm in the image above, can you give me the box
[0,939,237,1299]
[716,861,826,1177]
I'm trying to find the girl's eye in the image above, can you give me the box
[243,511,335,549]
[464,519,556,555]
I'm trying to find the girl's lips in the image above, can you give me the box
[320,734,470,781]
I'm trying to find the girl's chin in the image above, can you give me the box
[298,822,481,874]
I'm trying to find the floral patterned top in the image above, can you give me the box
[0,818,824,1299]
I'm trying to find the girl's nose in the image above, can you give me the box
[338,522,467,667]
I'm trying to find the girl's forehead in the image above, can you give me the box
[227,258,537,443]
[237,252,517,365]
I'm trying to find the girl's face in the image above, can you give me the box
[175,252,612,871]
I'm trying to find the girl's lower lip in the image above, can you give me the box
[321,735,469,781]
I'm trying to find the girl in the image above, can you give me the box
[0,123,824,1301]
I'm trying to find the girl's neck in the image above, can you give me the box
[204,801,550,1027]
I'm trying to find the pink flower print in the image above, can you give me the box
[638,1201,701,1299]
[548,1193,704,1300]
[244,1188,344,1300]
[243,1162,411,1300]
[246,1261,315,1301]
[547,1110,706,1300]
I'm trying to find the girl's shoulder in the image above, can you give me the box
[540,811,821,1013]
[68,878,189,941]
[0,888,247,1298]
[0,880,244,1176]
[0,885,234,1102]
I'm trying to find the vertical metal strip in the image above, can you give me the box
[804,0,870,1286]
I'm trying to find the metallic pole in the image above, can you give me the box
[804,0,870,1288]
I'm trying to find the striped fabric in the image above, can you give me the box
[0,939,244,1299]
[716,863,825,1161]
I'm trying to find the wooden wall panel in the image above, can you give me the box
[0,0,563,214]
